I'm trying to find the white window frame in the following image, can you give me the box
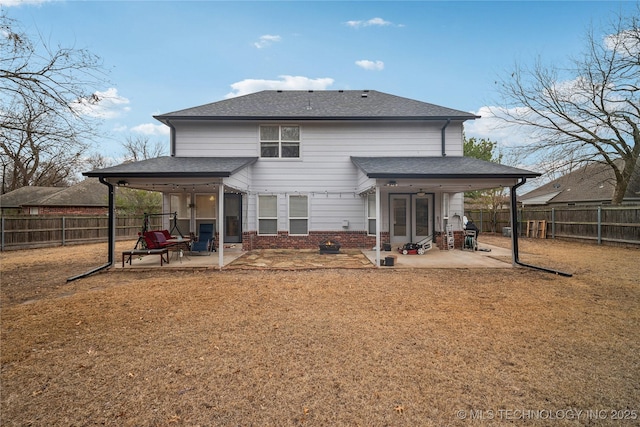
[367,193,376,235]
[259,124,301,159]
[258,195,278,235]
[288,194,309,236]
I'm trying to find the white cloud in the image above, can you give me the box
[254,34,282,49]
[72,87,131,119]
[225,75,335,98]
[0,0,52,6]
[130,123,170,136]
[355,59,384,71]
[604,29,640,56]
[345,17,395,29]
[464,105,538,148]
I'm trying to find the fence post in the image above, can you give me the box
[597,206,602,245]
[551,208,555,239]
[62,217,66,246]
[1,217,4,251]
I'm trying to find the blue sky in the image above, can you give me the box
[2,0,636,161]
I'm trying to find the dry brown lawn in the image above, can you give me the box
[1,236,639,426]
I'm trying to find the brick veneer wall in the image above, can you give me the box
[434,230,465,249]
[242,231,390,251]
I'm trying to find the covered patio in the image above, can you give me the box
[71,155,573,281]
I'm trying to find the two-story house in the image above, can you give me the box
[85,90,539,268]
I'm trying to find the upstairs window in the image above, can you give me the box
[260,125,300,158]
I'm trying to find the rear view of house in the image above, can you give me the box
[86,90,538,265]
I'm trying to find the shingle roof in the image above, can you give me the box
[0,179,108,208]
[0,186,63,208]
[351,156,540,179]
[520,159,640,204]
[154,90,479,122]
[84,156,258,178]
[30,179,107,207]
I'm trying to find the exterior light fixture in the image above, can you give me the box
[116,180,129,187]
[386,180,398,187]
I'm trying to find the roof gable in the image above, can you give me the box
[154,90,479,122]
[32,179,108,207]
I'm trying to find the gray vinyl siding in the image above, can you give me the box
[173,119,465,232]
[224,168,251,192]
[173,121,258,157]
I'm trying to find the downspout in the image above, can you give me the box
[166,119,176,157]
[441,119,451,157]
[510,178,572,277]
[67,176,115,282]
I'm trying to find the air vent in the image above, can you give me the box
[361,93,368,98]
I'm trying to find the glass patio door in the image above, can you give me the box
[390,195,410,245]
[412,194,433,242]
[390,194,433,245]
[224,193,242,243]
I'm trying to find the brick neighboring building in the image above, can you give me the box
[0,179,108,215]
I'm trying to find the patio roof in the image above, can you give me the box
[84,156,258,179]
[351,156,540,179]
[82,156,259,192]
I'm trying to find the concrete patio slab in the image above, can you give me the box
[113,242,513,270]
[364,243,513,269]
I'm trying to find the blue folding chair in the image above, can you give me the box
[191,223,215,255]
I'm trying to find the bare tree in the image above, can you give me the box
[495,8,639,204]
[0,12,107,193]
[116,136,166,215]
[121,135,167,163]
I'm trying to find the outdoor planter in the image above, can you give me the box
[319,240,341,254]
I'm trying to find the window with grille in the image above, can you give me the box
[260,125,300,158]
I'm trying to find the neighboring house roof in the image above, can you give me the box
[1,186,63,209]
[0,179,108,209]
[351,157,540,179]
[84,156,259,179]
[154,90,480,122]
[520,159,640,205]
[24,179,108,207]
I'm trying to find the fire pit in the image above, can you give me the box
[319,240,341,254]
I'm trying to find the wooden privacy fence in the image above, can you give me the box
[466,205,640,246]
[2,206,639,250]
[0,215,162,251]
